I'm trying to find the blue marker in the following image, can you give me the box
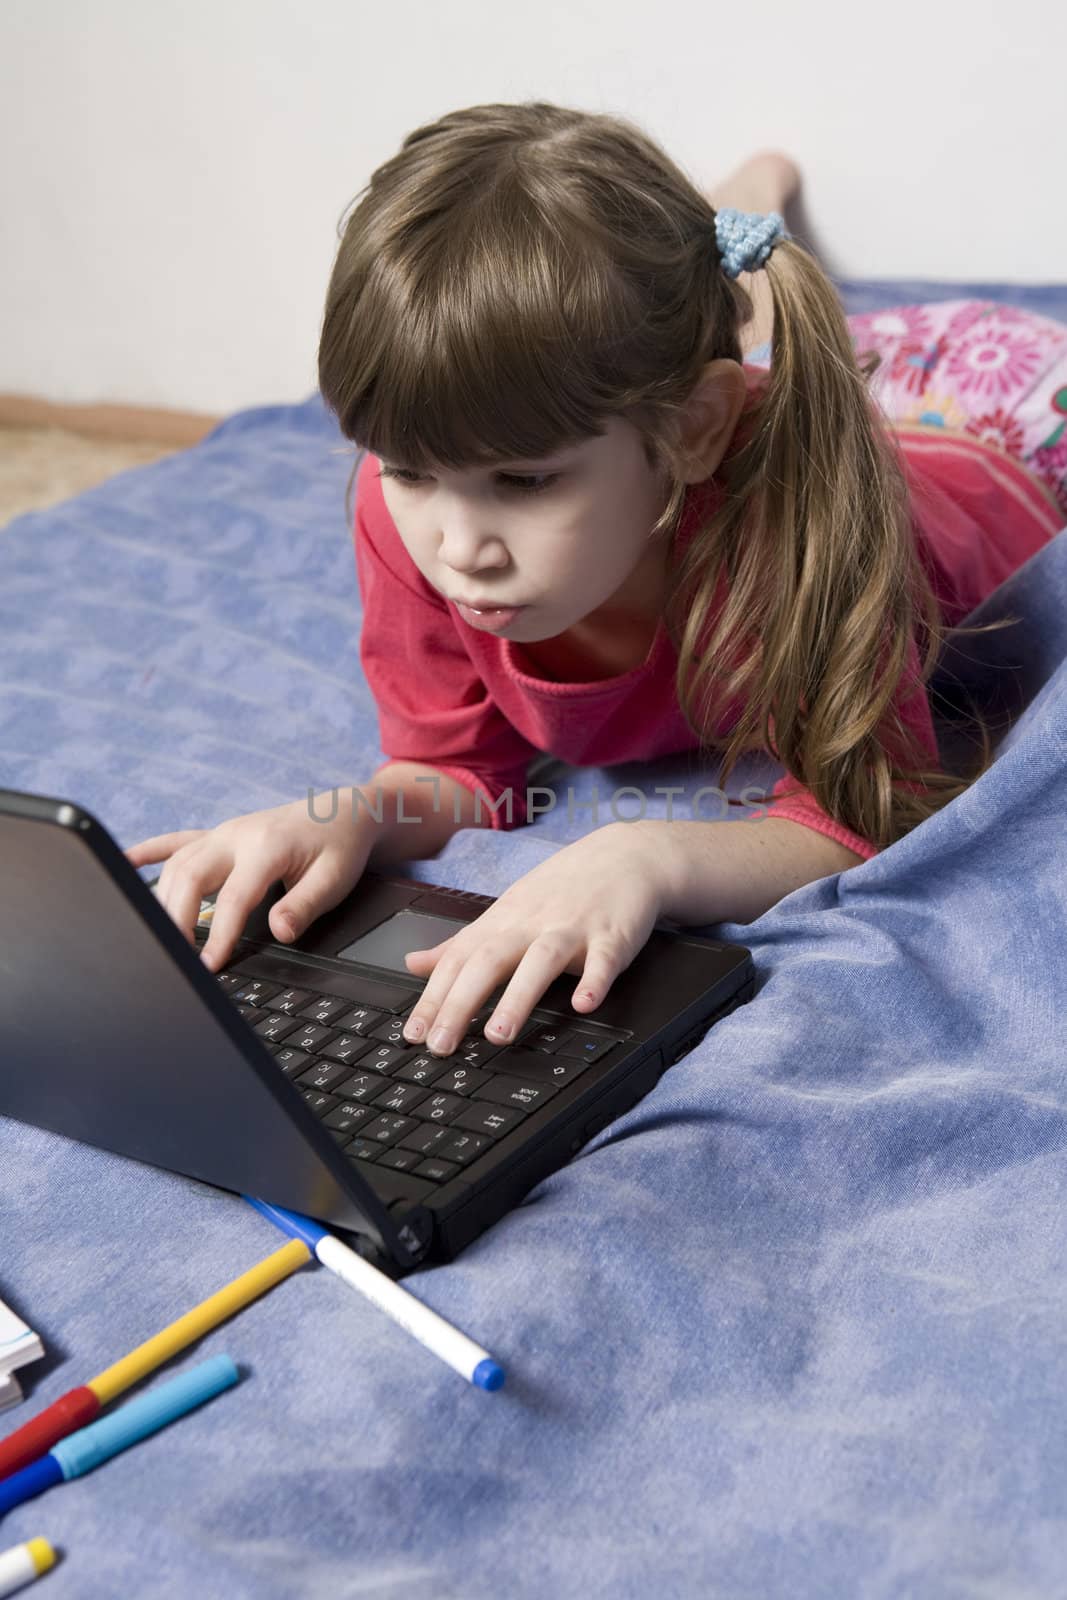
[0,1355,239,1516]
[244,1197,505,1392]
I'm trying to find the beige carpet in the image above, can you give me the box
[0,425,181,531]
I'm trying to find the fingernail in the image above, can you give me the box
[429,1026,452,1054]
[404,1017,426,1042]
[489,1014,513,1041]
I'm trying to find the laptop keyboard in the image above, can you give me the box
[213,956,630,1192]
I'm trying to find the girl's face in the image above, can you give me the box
[374,415,675,641]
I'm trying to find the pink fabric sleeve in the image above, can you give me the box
[758,629,943,862]
[353,463,539,831]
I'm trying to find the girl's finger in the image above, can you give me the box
[403,940,452,975]
[481,931,586,1044]
[568,939,622,1013]
[268,847,366,946]
[124,831,207,866]
[166,855,227,952]
[199,856,300,972]
[403,938,519,1053]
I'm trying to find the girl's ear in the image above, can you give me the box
[675,359,748,483]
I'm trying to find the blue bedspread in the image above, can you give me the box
[1,280,1065,1598]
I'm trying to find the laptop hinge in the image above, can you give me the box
[393,1206,434,1267]
[347,1205,434,1277]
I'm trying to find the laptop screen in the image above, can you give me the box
[0,796,401,1259]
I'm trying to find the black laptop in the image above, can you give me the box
[0,788,756,1279]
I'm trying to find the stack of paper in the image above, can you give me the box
[0,1291,45,1411]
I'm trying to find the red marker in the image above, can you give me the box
[0,1239,309,1479]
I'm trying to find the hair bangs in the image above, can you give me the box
[337,213,640,473]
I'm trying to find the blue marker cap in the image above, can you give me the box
[0,1451,63,1516]
[244,1195,329,1251]
[472,1359,506,1392]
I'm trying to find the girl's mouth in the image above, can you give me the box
[455,603,527,632]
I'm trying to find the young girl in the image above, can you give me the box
[128,102,1065,1065]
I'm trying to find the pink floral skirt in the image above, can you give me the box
[846,299,1067,520]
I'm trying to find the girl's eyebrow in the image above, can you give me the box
[378,448,579,472]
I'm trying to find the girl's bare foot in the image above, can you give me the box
[708,151,801,217]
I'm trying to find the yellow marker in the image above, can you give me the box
[0,1239,312,1482]
[0,1537,57,1595]
[90,1239,310,1404]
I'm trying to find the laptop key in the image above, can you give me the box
[331,1068,393,1102]
[318,1033,372,1067]
[557,1033,621,1063]
[296,1060,352,1094]
[359,1042,418,1075]
[301,1089,339,1116]
[455,1039,504,1069]
[412,1091,468,1126]
[374,1082,430,1115]
[391,1053,450,1087]
[298,995,351,1026]
[215,973,245,995]
[411,1157,461,1184]
[451,1102,527,1138]
[332,1004,385,1034]
[435,1130,491,1166]
[431,1064,492,1097]
[252,1012,302,1043]
[273,1046,312,1078]
[367,1016,411,1046]
[270,986,315,1015]
[285,1022,337,1053]
[523,1024,573,1053]
[323,1101,375,1135]
[233,979,282,1006]
[376,1146,425,1172]
[359,1112,417,1147]
[475,1076,559,1113]
[397,1123,452,1155]
[345,1138,383,1163]
[490,1048,593,1087]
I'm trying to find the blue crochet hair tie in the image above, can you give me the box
[714,207,787,279]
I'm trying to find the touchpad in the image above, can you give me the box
[335,909,469,975]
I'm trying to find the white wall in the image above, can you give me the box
[1,0,1063,417]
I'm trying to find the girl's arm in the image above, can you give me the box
[361,760,494,870]
[637,815,865,927]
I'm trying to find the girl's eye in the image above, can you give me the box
[378,466,558,496]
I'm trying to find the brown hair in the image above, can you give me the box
[318,100,1019,850]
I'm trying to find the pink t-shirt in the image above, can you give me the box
[352,409,1061,861]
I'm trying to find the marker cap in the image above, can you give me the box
[26,1539,56,1575]
[244,1197,328,1252]
[0,1454,63,1517]
[472,1359,505,1392]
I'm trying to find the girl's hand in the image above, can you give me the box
[123,792,376,973]
[400,822,672,1056]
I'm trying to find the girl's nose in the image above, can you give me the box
[438,520,509,572]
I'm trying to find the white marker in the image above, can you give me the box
[0,1539,57,1597]
[244,1197,505,1391]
